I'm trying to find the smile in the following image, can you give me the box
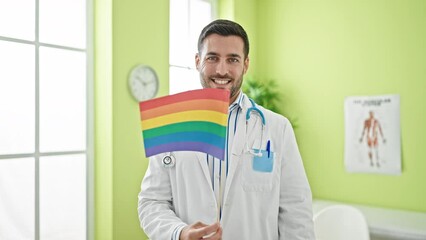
[212,78,231,85]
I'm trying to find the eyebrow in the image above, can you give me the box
[206,52,242,59]
[228,53,242,59]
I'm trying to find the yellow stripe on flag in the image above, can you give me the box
[141,110,228,130]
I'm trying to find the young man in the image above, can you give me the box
[138,19,315,240]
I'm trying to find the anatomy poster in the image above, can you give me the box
[344,95,401,175]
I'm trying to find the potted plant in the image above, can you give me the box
[242,76,298,128]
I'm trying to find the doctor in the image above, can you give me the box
[138,19,315,240]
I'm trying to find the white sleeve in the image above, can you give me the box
[138,154,187,240]
[278,119,316,240]
[172,225,186,240]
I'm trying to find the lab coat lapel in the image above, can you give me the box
[195,152,213,190]
[223,97,251,204]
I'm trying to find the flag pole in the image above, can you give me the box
[217,159,225,223]
[217,185,221,223]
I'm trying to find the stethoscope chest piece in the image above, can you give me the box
[162,154,175,168]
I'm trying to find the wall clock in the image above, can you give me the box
[128,64,159,101]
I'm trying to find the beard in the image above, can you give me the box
[199,72,244,101]
[229,77,243,100]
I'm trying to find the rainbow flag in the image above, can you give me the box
[139,88,229,159]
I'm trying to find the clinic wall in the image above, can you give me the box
[255,0,426,212]
[95,0,169,239]
[94,0,113,239]
[112,0,169,239]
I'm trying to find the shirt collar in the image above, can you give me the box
[229,90,245,111]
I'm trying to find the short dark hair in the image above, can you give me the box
[197,19,249,58]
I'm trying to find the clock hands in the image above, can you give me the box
[129,65,159,101]
[136,76,156,86]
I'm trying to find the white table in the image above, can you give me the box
[313,199,426,240]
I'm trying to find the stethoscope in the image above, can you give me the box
[246,99,266,157]
[161,98,267,166]
[162,152,176,168]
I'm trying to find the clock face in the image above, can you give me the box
[128,65,159,101]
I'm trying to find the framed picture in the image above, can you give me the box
[344,95,401,175]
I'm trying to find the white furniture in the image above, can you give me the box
[313,199,426,240]
[314,204,370,240]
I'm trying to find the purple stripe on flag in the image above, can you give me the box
[145,141,225,160]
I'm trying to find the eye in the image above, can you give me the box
[228,58,240,63]
[206,56,218,62]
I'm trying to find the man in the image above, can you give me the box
[359,110,386,167]
[138,19,315,240]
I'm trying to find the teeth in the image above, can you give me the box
[213,79,230,85]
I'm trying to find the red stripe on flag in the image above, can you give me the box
[140,99,228,120]
[139,88,229,111]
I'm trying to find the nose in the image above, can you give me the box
[215,59,228,76]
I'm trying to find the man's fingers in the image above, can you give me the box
[191,221,208,229]
[182,222,221,240]
[191,222,220,238]
[203,225,222,240]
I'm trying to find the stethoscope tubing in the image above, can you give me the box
[246,98,266,155]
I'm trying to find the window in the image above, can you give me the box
[0,0,92,239]
[169,0,217,94]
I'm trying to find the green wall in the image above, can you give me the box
[256,0,426,212]
[94,0,113,239]
[95,0,169,239]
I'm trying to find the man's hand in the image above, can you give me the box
[180,221,222,240]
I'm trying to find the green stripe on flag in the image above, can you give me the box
[142,121,226,139]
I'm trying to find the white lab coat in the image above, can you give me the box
[138,96,315,240]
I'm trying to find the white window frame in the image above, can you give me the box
[0,0,94,239]
[169,0,217,94]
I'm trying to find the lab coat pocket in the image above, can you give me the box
[252,149,274,172]
[241,150,275,192]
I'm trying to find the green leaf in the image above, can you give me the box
[242,76,298,129]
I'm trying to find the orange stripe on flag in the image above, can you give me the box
[140,99,228,120]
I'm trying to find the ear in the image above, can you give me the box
[243,56,250,74]
[195,53,200,70]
